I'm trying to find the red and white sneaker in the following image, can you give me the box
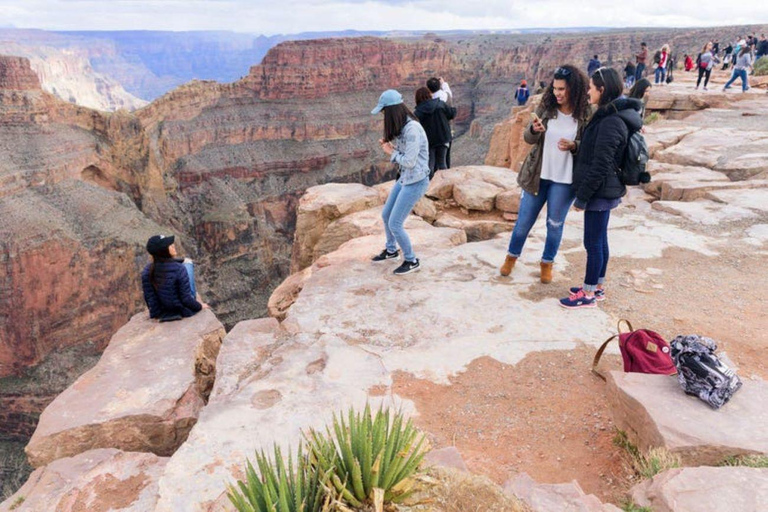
[559,289,597,309]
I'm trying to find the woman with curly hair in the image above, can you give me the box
[500,64,590,283]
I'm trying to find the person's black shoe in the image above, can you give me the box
[372,249,399,262]
[393,259,420,275]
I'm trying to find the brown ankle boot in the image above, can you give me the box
[540,262,553,284]
[500,255,517,276]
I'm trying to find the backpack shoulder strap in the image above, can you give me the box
[592,319,633,380]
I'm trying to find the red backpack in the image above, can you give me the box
[592,320,677,380]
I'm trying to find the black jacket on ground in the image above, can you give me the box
[141,259,202,319]
[572,97,643,207]
[414,98,456,147]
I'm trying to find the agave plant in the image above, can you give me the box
[307,404,428,508]
[227,444,326,512]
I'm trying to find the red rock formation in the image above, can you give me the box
[0,56,40,90]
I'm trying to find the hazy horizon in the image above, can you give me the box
[1,1,766,36]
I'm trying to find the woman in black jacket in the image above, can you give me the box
[141,235,208,321]
[414,86,456,179]
[560,67,643,309]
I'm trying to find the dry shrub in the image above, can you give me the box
[400,467,530,512]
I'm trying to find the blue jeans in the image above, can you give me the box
[183,260,197,298]
[634,63,645,82]
[723,69,749,92]
[583,210,611,292]
[382,177,429,262]
[654,67,666,84]
[507,179,575,263]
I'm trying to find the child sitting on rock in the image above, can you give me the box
[142,235,208,321]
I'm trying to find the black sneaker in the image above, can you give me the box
[372,249,399,262]
[393,259,420,275]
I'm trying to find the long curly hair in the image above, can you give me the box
[540,64,590,121]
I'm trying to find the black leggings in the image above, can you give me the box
[696,67,711,88]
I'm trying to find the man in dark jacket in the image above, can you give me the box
[414,95,457,178]
[757,35,768,60]
[587,55,601,77]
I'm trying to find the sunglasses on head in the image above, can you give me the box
[554,67,571,79]
[594,66,608,82]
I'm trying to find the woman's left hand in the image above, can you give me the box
[558,138,576,152]
[380,140,394,156]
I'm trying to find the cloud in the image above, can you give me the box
[1,0,766,34]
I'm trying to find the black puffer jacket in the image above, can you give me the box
[141,259,202,319]
[572,97,643,207]
[414,98,456,147]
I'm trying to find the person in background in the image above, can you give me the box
[695,42,715,91]
[560,67,642,309]
[535,81,548,94]
[712,39,720,56]
[635,42,649,82]
[757,34,768,60]
[587,54,601,77]
[515,79,530,106]
[414,86,456,179]
[722,42,733,70]
[684,54,694,71]
[654,45,670,85]
[370,89,430,275]
[624,59,637,88]
[628,78,652,119]
[142,235,208,321]
[427,77,454,168]
[500,65,590,284]
[723,46,754,93]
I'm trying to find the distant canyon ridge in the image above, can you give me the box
[1,25,767,491]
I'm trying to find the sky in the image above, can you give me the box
[0,0,766,35]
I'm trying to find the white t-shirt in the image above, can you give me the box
[540,111,578,184]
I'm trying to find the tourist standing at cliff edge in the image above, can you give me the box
[634,42,649,82]
[723,45,754,93]
[142,235,209,321]
[427,77,454,169]
[500,65,590,284]
[414,86,456,179]
[654,45,670,85]
[371,89,430,275]
[560,67,642,309]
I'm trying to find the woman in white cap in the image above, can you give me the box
[142,235,208,321]
[370,89,430,275]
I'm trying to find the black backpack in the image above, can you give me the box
[653,50,661,64]
[670,335,742,410]
[619,131,651,185]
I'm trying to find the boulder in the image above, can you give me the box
[503,472,621,512]
[643,122,700,158]
[453,179,503,212]
[606,372,768,465]
[706,188,768,213]
[652,200,757,225]
[0,449,167,512]
[423,446,469,473]
[413,196,439,223]
[630,467,768,512]
[267,267,312,321]
[495,189,522,213]
[290,183,382,271]
[653,179,768,202]
[25,310,226,468]
[434,212,513,242]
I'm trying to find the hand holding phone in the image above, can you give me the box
[530,112,545,133]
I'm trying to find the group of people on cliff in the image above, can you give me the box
[371,64,646,309]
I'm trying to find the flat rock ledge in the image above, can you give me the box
[0,449,168,512]
[504,472,621,511]
[631,466,768,512]
[606,371,768,465]
[25,310,226,468]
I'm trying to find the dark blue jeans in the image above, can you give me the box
[507,179,575,263]
[654,66,666,84]
[634,63,645,82]
[583,210,611,292]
